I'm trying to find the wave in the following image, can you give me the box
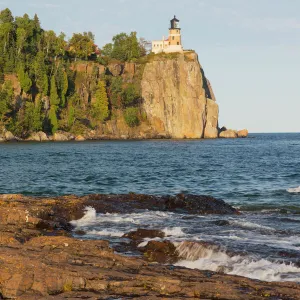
[174,241,300,282]
[70,207,97,227]
[228,220,275,231]
[85,229,124,237]
[287,186,300,193]
[163,227,185,237]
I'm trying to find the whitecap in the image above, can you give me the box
[70,206,97,227]
[229,220,275,231]
[163,227,185,237]
[287,186,300,193]
[86,229,124,237]
[174,241,300,282]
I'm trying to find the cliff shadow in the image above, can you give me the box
[200,68,212,99]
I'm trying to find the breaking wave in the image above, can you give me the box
[174,241,300,282]
[287,186,300,193]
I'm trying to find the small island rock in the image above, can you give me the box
[237,129,249,138]
[219,130,238,139]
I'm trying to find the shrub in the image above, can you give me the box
[124,107,139,127]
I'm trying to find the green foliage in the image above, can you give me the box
[92,81,109,122]
[69,33,95,60]
[124,107,139,127]
[34,51,48,95]
[101,43,113,57]
[49,105,58,134]
[102,32,146,62]
[50,76,59,106]
[24,99,43,132]
[109,76,123,108]
[0,8,148,137]
[122,84,139,107]
[0,80,13,122]
[17,66,32,93]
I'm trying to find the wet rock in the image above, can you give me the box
[164,194,238,215]
[142,240,178,264]
[214,220,231,226]
[124,229,165,240]
[0,194,299,299]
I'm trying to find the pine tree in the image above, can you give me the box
[49,105,58,134]
[17,66,32,94]
[50,76,59,106]
[92,81,109,122]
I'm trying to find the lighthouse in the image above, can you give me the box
[152,16,184,54]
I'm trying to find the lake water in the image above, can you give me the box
[1,133,300,282]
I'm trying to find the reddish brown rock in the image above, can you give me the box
[124,229,165,240]
[0,194,299,299]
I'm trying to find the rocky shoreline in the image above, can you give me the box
[0,129,249,143]
[0,193,299,299]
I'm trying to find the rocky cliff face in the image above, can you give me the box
[1,52,247,141]
[141,52,219,139]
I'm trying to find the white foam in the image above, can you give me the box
[138,237,163,248]
[287,186,300,193]
[163,227,185,237]
[229,220,274,231]
[86,229,124,237]
[175,241,300,282]
[70,207,97,227]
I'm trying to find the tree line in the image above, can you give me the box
[0,8,147,136]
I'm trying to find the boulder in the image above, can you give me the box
[27,132,48,142]
[237,129,249,138]
[53,131,75,141]
[107,63,124,76]
[124,229,165,240]
[4,131,17,142]
[219,130,238,139]
[142,240,178,264]
[75,135,86,141]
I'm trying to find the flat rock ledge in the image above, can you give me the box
[0,194,299,300]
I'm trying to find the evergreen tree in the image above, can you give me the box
[92,81,109,122]
[17,66,32,94]
[34,51,48,94]
[61,70,68,107]
[24,100,43,132]
[49,105,58,134]
[0,80,13,123]
[50,76,59,105]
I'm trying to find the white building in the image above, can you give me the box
[152,16,184,54]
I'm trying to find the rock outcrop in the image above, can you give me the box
[141,52,219,139]
[2,52,248,141]
[238,129,249,138]
[220,129,238,139]
[0,194,299,299]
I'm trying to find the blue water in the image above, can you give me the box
[1,133,300,282]
[0,133,299,210]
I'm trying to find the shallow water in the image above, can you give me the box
[1,133,300,282]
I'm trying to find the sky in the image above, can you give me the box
[1,0,300,133]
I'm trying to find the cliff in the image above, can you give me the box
[0,52,247,141]
[141,52,219,139]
